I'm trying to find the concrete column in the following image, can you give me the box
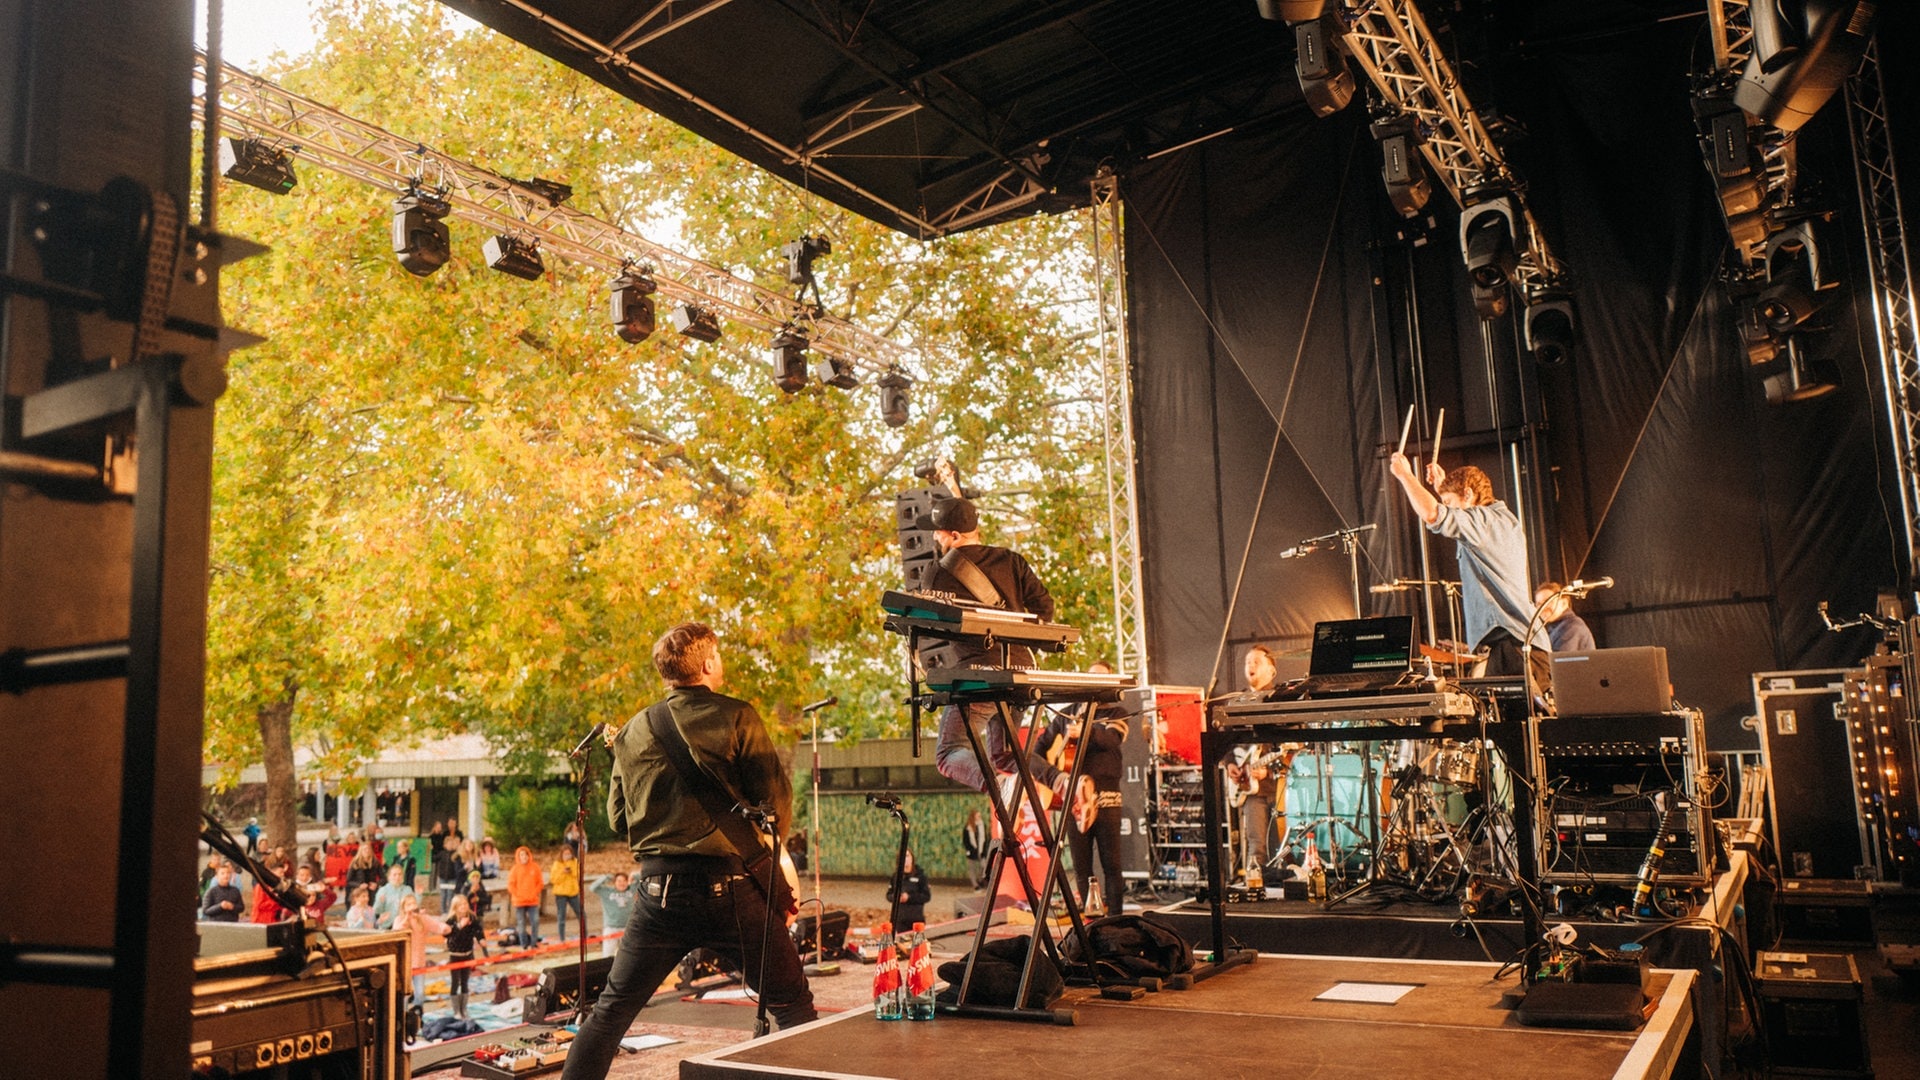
[362,784,377,828]
[335,782,350,829]
[313,777,325,829]
[467,774,484,840]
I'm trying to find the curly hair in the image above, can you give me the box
[1437,464,1494,507]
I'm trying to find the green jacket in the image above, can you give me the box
[608,684,792,860]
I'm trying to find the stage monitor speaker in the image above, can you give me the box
[792,909,850,956]
[1753,672,1863,879]
[191,928,406,1078]
[530,954,615,1020]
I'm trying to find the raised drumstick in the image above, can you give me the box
[1397,404,1416,456]
[1430,408,1445,467]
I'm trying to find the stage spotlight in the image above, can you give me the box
[1371,114,1431,217]
[1256,0,1326,19]
[483,233,544,281]
[671,301,723,343]
[1737,0,1878,133]
[1738,303,1781,365]
[1763,342,1838,405]
[1758,220,1835,333]
[812,354,860,390]
[1294,13,1355,118]
[770,327,809,393]
[781,235,832,286]
[878,369,912,428]
[391,191,452,277]
[608,268,658,344]
[219,137,298,195]
[1523,292,1575,367]
[1459,189,1521,319]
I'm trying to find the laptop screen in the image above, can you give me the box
[1308,616,1416,676]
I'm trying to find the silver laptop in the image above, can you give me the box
[1550,647,1671,716]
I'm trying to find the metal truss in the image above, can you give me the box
[1090,170,1149,678]
[194,54,915,377]
[1705,0,1756,73]
[930,165,1050,235]
[1337,0,1564,288]
[1846,40,1920,578]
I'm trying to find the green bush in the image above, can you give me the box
[486,779,619,851]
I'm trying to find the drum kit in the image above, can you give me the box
[1271,733,1510,905]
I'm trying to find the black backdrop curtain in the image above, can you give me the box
[1122,8,1907,748]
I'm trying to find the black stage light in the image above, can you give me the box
[1758,220,1834,333]
[812,354,860,390]
[1763,342,1838,405]
[1459,189,1521,319]
[1371,114,1431,217]
[1738,302,1782,365]
[1256,0,1326,19]
[670,301,722,343]
[782,235,832,286]
[220,137,298,195]
[608,269,658,344]
[878,369,912,428]
[1737,0,1878,133]
[1294,14,1355,118]
[391,192,452,277]
[1523,292,1575,367]
[770,327,809,393]
[483,233,544,281]
[514,177,574,207]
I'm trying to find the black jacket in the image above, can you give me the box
[922,544,1054,668]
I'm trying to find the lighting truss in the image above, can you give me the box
[1090,170,1149,678]
[191,52,917,380]
[1334,0,1564,290]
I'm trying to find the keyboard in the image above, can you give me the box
[923,667,1132,697]
[881,590,1080,651]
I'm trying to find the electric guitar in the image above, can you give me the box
[1225,747,1299,807]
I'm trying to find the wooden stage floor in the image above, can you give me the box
[681,953,1695,1080]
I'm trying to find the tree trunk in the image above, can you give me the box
[257,692,298,856]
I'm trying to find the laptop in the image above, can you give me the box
[1286,616,1417,697]
[1550,646,1672,716]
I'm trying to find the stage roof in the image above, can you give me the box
[440,0,1316,237]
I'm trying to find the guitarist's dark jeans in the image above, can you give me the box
[1069,794,1125,913]
[562,868,816,1078]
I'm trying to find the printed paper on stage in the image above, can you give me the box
[621,1034,680,1051]
[1315,981,1419,1004]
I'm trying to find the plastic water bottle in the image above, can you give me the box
[871,922,903,1020]
[905,922,937,1020]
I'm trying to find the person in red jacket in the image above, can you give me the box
[506,845,544,947]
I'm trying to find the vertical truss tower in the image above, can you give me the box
[1091,171,1148,678]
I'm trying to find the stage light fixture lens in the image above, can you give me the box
[770,327,809,393]
[391,193,452,277]
[609,272,658,344]
[220,137,298,195]
[483,234,544,281]
[671,302,723,343]
[878,370,912,428]
[1524,294,1576,367]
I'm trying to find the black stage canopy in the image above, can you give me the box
[440,0,1703,237]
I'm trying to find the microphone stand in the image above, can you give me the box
[741,805,782,1038]
[871,797,913,932]
[567,742,596,1027]
[804,697,840,976]
[1282,524,1378,618]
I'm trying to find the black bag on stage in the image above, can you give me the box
[934,935,1063,1009]
[1062,914,1195,981]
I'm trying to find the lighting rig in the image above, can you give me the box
[609,263,658,344]
[218,136,298,194]
[194,52,917,413]
[1259,1,1575,359]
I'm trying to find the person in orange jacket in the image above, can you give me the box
[506,845,544,947]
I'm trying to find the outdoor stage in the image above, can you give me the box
[682,953,1696,1080]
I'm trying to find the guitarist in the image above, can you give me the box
[563,623,817,1079]
[1225,646,1293,889]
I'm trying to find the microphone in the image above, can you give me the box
[1370,582,1414,593]
[865,792,902,811]
[735,802,777,829]
[1279,543,1320,559]
[569,723,607,759]
[801,695,839,714]
[1562,576,1614,598]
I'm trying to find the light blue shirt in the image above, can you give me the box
[1429,500,1548,651]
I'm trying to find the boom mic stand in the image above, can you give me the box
[1280,524,1378,618]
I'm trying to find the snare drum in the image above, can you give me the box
[1426,739,1483,789]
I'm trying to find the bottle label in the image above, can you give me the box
[874,949,902,996]
[906,940,936,996]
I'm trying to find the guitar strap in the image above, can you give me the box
[643,701,780,902]
[940,547,1005,608]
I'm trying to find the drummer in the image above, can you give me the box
[1225,646,1293,887]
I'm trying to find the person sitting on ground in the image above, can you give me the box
[590,871,636,958]
[506,845,544,947]
[292,863,335,920]
[200,862,244,922]
[372,862,415,930]
[344,885,377,930]
[549,847,584,942]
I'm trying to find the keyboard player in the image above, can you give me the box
[918,495,1072,803]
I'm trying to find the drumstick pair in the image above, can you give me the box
[1396,405,1444,467]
